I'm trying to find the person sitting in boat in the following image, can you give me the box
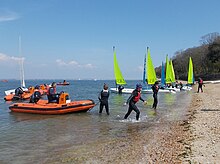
[47,82,59,103]
[13,87,24,99]
[118,85,124,94]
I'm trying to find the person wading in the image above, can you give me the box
[124,83,147,121]
[152,81,159,110]
[98,83,110,115]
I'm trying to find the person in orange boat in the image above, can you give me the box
[13,87,24,100]
[47,82,59,103]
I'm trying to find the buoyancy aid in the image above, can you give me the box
[133,91,141,102]
[199,79,203,84]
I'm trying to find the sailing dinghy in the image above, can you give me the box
[142,48,175,94]
[110,47,134,94]
[5,37,28,96]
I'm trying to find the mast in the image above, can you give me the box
[19,36,25,88]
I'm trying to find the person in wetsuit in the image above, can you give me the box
[13,87,24,100]
[118,85,124,94]
[98,83,110,115]
[47,82,59,103]
[152,81,159,110]
[124,83,146,121]
[197,77,204,93]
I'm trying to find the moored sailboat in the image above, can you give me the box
[110,47,134,94]
[142,48,174,94]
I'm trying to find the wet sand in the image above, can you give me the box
[46,83,220,163]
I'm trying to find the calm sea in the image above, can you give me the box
[0,80,192,163]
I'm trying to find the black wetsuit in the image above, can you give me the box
[118,85,124,94]
[99,89,110,115]
[124,89,144,120]
[13,87,24,100]
[197,79,203,93]
[152,84,159,109]
[48,87,59,103]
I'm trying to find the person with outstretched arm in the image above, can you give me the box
[124,83,147,121]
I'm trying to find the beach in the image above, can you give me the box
[58,83,220,163]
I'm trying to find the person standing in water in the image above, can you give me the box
[118,85,124,94]
[124,83,146,121]
[98,83,110,115]
[152,81,159,110]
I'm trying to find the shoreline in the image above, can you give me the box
[182,83,220,163]
[46,83,220,163]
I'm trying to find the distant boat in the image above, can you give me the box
[110,47,134,94]
[1,80,8,82]
[57,80,70,86]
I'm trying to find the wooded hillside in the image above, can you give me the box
[155,32,220,81]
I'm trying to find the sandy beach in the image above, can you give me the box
[182,83,220,163]
[91,83,220,163]
[46,83,220,164]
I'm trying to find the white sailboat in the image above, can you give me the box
[4,36,27,95]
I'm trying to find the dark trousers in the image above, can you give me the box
[152,94,158,109]
[124,101,140,120]
[99,102,109,115]
[197,84,203,93]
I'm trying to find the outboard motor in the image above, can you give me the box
[29,91,41,103]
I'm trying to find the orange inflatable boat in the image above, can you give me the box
[9,93,95,114]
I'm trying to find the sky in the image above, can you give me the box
[0,0,220,80]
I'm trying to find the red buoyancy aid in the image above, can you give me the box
[133,92,141,102]
[199,79,203,84]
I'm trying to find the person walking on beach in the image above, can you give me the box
[124,83,146,121]
[118,85,124,94]
[98,83,110,115]
[197,77,204,93]
[152,81,159,110]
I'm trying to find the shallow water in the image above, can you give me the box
[0,80,192,163]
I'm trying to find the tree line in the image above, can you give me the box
[155,32,220,81]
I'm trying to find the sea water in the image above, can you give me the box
[0,80,192,163]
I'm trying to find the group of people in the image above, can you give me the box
[98,77,204,120]
[29,82,60,103]
[98,81,159,121]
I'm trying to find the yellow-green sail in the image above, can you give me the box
[188,57,194,84]
[165,55,172,84]
[113,47,126,85]
[170,60,176,83]
[147,47,157,85]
